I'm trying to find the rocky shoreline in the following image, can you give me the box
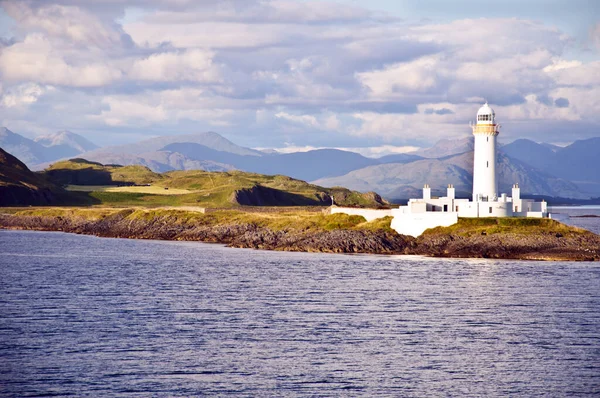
[1,210,599,261]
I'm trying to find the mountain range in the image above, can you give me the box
[0,128,98,165]
[1,126,599,200]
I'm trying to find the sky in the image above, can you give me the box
[0,0,598,155]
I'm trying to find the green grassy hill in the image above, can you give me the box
[44,158,162,186]
[39,159,388,208]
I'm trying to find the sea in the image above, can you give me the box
[1,207,599,396]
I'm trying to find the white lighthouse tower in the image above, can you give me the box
[471,102,499,201]
[338,102,550,237]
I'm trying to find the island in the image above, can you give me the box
[1,149,599,261]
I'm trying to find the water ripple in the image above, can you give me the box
[1,229,600,396]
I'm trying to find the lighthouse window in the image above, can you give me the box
[487,161,489,167]
[489,207,493,214]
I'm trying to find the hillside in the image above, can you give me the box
[41,159,388,208]
[44,158,163,186]
[501,137,600,195]
[0,148,70,206]
[161,143,380,181]
[413,137,473,158]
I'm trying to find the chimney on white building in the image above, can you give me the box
[423,184,431,200]
[447,184,455,199]
[512,183,520,201]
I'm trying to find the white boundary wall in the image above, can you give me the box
[329,207,393,222]
[390,210,458,238]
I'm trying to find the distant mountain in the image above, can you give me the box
[501,137,600,195]
[376,153,424,164]
[83,131,262,158]
[81,151,235,173]
[161,143,380,181]
[550,138,600,182]
[313,150,586,200]
[413,137,473,158]
[1,128,100,167]
[0,127,49,165]
[314,159,473,199]
[502,139,555,172]
[541,142,562,152]
[34,131,99,159]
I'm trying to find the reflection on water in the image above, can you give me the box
[1,230,599,396]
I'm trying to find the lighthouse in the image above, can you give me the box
[471,102,499,201]
[339,102,549,237]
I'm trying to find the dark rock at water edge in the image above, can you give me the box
[1,212,599,261]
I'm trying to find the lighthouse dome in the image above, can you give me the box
[476,102,495,124]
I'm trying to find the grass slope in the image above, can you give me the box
[42,159,387,208]
[44,158,162,186]
[5,207,391,233]
[423,217,585,237]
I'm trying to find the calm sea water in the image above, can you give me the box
[550,205,600,235]
[1,210,600,396]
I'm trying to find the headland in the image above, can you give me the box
[1,207,598,261]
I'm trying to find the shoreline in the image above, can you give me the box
[1,208,599,261]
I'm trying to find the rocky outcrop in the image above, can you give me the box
[0,211,414,255]
[1,211,599,260]
[413,231,600,261]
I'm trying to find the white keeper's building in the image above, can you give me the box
[332,102,550,237]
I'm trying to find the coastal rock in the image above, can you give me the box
[1,212,599,261]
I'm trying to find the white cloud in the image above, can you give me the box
[0,34,122,87]
[255,144,420,157]
[1,83,45,107]
[543,58,582,72]
[357,55,440,97]
[352,111,467,141]
[129,49,221,82]
[275,112,320,129]
[141,0,370,24]
[88,89,238,127]
[92,96,168,127]
[0,2,598,148]
[124,21,295,49]
[545,60,600,86]
[3,2,124,48]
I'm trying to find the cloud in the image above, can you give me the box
[0,34,123,87]
[87,88,237,128]
[2,2,127,48]
[143,0,372,24]
[256,144,420,158]
[0,1,598,149]
[275,112,320,129]
[129,49,221,82]
[1,82,45,107]
[356,55,441,96]
[554,97,569,108]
